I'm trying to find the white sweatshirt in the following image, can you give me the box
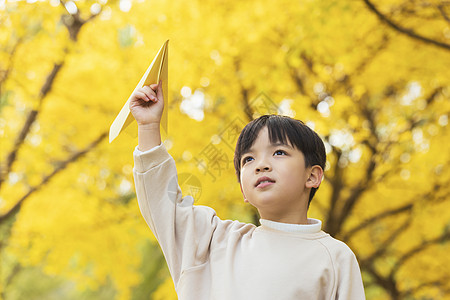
[133,143,365,299]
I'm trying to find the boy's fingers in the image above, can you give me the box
[145,84,162,102]
[142,86,157,101]
[134,91,150,102]
[150,81,163,102]
[149,83,159,93]
[142,86,156,95]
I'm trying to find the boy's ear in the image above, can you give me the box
[305,166,323,189]
[240,183,249,203]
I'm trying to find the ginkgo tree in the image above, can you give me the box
[0,0,449,299]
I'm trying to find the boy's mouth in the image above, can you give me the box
[255,176,275,188]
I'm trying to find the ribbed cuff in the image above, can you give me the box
[134,143,162,155]
[133,143,170,173]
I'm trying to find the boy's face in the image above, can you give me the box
[239,127,319,224]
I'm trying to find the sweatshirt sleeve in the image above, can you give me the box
[335,245,366,300]
[133,143,220,286]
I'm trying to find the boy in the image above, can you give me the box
[130,82,365,299]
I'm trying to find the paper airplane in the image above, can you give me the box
[109,40,169,143]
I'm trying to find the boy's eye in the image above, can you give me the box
[274,150,287,156]
[242,156,254,165]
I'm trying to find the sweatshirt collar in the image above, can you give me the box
[259,218,322,234]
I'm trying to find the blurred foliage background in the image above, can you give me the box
[1,0,449,299]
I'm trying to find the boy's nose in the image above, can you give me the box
[255,163,272,173]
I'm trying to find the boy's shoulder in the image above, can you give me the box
[316,233,358,263]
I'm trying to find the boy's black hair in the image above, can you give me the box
[233,114,326,206]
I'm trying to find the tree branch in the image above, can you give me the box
[335,158,376,238]
[0,62,64,189]
[390,229,450,279]
[60,0,103,41]
[438,4,450,24]
[361,217,412,268]
[329,33,390,97]
[364,264,400,299]
[362,0,450,51]
[0,263,22,300]
[328,94,380,237]
[403,279,450,297]
[0,6,103,190]
[0,37,23,89]
[0,131,108,225]
[285,53,316,110]
[233,57,255,121]
[343,202,413,241]
[324,145,343,235]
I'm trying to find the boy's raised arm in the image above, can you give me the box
[130,82,230,287]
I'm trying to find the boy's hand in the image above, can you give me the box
[129,81,164,127]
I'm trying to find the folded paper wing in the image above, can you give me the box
[109,40,169,143]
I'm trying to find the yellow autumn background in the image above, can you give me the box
[1,0,449,299]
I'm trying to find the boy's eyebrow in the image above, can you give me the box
[243,142,293,155]
[271,142,293,148]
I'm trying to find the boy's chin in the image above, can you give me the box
[246,196,279,209]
